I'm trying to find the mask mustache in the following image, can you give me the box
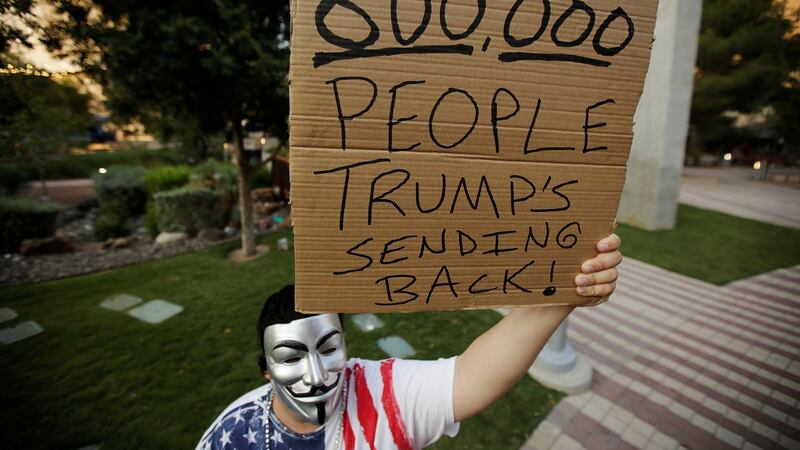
[287,373,341,398]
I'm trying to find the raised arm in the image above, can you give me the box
[452,234,622,421]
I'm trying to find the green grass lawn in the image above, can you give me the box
[616,204,800,285]
[0,231,559,450]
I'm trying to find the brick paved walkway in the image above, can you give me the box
[522,258,800,450]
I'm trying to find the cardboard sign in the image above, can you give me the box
[289,0,658,312]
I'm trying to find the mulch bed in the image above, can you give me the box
[0,238,223,286]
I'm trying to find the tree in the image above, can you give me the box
[691,0,799,161]
[0,0,36,54]
[0,61,93,196]
[44,0,290,256]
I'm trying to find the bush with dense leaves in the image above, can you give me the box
[144,200,159,238]
[251,167,272,189]
[154,187,224,235]
[190,160,239,219]
[94,198,131,240]
[0,166,29,195]
[143,165,191,195]
[0,198,60,253]
[5,149,185,180]
[92,165,146,215]
[189,159,238,191]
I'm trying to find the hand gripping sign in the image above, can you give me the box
[289,0,658,312]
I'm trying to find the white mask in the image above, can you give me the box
[263,314,347,425]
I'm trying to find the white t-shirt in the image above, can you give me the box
[197,357,460,450]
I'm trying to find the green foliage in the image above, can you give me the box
[692,0,799,155]
[44,1,290,142]
[144,200,159,239]
[154,187,224,235]
[0,68,93,161]
[190,160,238,188]
[0,231,558,449]
[4,149,186,180]
[44,0,290,254]
[140,111,226,161]
[617,204,800,285]
[94,198,131,240]
[0,1,36,54]
[0,165,28,195]
[251,167,272,189]
[91,165,146,216]
[143,165,191,195]
[0,197,60,253]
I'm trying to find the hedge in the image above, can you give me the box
[0,198,60,253]
[154,187,224,235]
[143,165,191,195]
[3,149,184,180]
[92,165,146,215]
[0,166,29,195]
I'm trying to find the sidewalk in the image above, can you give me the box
[680,167,800,230]
[17,178,96,206]
[522,258,800,450]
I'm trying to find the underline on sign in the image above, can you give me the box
[498,52,611,67]
[313,45,475,68]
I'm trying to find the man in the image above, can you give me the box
[198,234,622,450]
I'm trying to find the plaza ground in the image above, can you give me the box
[522,167,800,450]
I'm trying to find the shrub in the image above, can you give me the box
[143,165,191,195]
[190,159,238,191]
[0,198,60,253]
[0,166,29,195]
[190,160,239,220]
[5,149,185,180]
[92,165,146,215]
[94,198,131,240]
[251,167,272,189]
[144,200,159,239]
[154,187,224,235]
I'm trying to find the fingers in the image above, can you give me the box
[576,281,616,297]
[581,250,623,273]
[597,233,621,253]
[575,268,618,287]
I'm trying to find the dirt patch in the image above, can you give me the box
[226,244,270,263]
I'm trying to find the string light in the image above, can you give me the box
[0,64,83,78]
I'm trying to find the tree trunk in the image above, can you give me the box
[231,117,256,256]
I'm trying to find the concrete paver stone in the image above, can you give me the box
[126,300,183,324]
[0,307,18,324]
[0,321,44,344]
[350,313,384,332]
[100,294,143,312]
[522,260,800,450]
[377,336,416,358]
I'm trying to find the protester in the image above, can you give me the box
[197,234,622,450]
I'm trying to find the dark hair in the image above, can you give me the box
[256,284,315,374]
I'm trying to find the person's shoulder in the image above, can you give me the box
[349,356,455,369]
[218,383,272,418]
[197,384,270,448]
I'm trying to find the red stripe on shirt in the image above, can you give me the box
[343,368,355,450]
[353,363,378,450]
[380,359,413,450]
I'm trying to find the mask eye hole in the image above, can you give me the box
[283,357,302,364]
[321,347,338,356]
